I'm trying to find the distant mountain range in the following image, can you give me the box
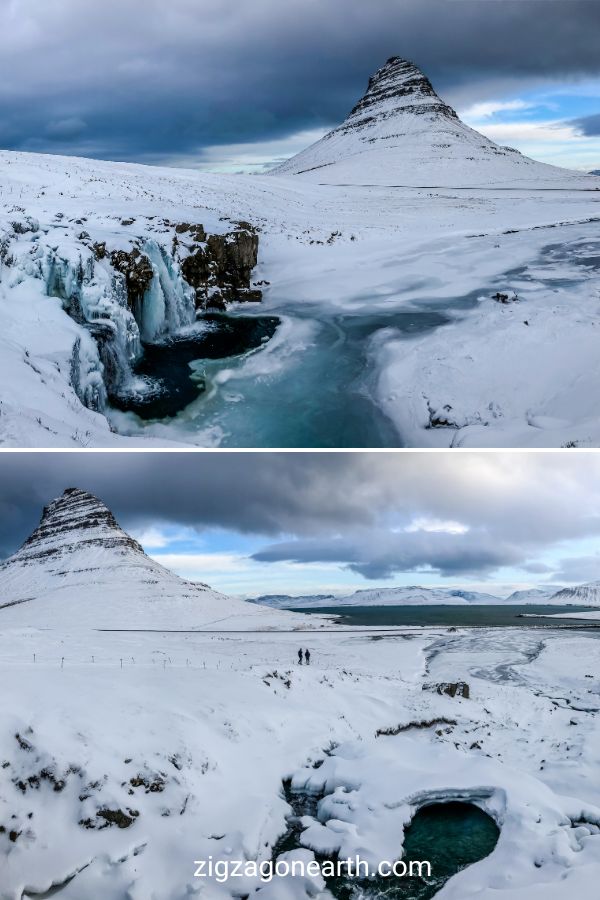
[247,583,580,609]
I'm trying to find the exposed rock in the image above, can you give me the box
[129,773,166,793]
[109,248,154,319]
[175,223,206,241]
[345,57,458,130]
[492,291,519,304]
[10,215,39,235]
[376,717,457,736]
[423,681,470,699]
[180,223,261,309]
[85,808,139,829]
[15,487,145,566]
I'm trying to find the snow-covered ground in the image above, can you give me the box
[1,487,599,898]
[1,622,598,899]
[1,57,599,447]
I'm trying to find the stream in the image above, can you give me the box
[109,234,600,447]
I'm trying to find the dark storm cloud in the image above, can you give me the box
[2,453,600,580]
[548,555,600,584]
[0,0,598,163]
[0,453,377,557]
[573,113,600,137]
[252,530,523,579]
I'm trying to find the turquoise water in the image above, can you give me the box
[275,783,499,900]
[112,234,600,447]
[115,299,474,447]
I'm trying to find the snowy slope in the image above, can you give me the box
[550,580,600,607]
[271,57,592,189]
[505,587,567,604]
[0,488,297,630]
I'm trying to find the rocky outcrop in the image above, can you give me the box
[109,248,154,321]
[423,681,470,699]
[375,717,457,737]
[179,221,262,309]
[97,221,262,318]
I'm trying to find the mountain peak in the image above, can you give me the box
[270,55,578,186]
[17,486,143,564]
[0,490,288,630]
[344,56,456,131]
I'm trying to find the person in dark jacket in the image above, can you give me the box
[305,648,311,665]
[298,648,303,664]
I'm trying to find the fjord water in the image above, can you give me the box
[292,605,597,627]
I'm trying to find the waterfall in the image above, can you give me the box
[8,230,198,420]
[138,240,196,342]
[39,247,144,404]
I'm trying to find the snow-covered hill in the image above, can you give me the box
[0,488,295,630]
[271,57,591,189]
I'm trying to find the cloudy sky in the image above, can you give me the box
[2,452,600,597]
[0,0,599,172]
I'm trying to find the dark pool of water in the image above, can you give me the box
[110,313,279,419]
[291,604,598,628]
[275,782,499,900]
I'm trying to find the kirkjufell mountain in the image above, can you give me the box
[0,488,285,629]
[272,56,589,187]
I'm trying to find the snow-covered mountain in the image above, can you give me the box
[271,56,591,188]
[504,587,566,604]
[250,585,502,609]
[0,488,290,629]
[247,593,337,609]
[251,584,590,609]
[549,580,600,606]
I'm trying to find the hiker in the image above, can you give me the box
[304,648,311,665]
[298,648,303,664]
